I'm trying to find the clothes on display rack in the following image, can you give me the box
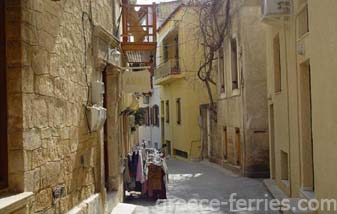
[123,146,168,200]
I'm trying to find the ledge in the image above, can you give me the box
[0,192,33,213]
[154,73,185,85]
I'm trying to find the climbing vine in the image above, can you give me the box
[191,0,231,115]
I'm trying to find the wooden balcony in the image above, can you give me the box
[121,2,157,65]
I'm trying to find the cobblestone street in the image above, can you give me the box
[125,159,278,214]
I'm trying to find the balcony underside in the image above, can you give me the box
[121,42,157,64]
[154,73,185,85]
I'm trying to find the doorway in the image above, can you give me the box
[299,61,314,191]
[200,105,209,160]
[269,104,276,179]
[235,128,241,166]
[0,0,8,189]
[223,127,228,160]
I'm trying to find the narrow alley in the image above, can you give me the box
[124,159,277,214]
[1,0,337,213]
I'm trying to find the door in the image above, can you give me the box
[200,105,209,160]
[269,104,276,179]
[299,61,314,191]
[223,127,228,160]
[235,128,241,166]
[0,0,8,188]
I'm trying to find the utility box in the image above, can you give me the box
[91,81,105,105]
[261,0,292,19]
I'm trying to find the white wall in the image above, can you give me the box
[138,83,162,149]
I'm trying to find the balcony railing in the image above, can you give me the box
[122,3,157,43]
[154,59,180,80]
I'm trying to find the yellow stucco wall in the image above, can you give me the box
[265,0,337,211]
[157,7,213,159]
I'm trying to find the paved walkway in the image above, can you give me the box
[125,158,279,214]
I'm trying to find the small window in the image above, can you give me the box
[165,100,170,123]
[176,98,181,125]
[160,100,164,117]
[297,3,309,38]
[152,105,159,127]
[230,38,239,90]
[174,35,180,69]
[273,34,281,93]
[218,45,225,93]
[144,107,150,126]
[143,95,150,104]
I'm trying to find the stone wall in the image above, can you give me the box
[5,0,121,213]
[214,2,269,177]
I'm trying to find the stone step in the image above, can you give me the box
[110,203,136,214]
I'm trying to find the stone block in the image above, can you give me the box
[23,129,42,151]
[32,49,49,75]
[32,97,49,128]
[35,188,53,212]
[41,127,52,139]
[31,148,46,169]
[40,161,61,188]
[54,77,69,100]
[24,168,41,192]
[34,75,54,96]
[22,66,34,93]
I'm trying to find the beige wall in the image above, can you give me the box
[265,0,337,212]
[215,1,269,177]
[157,7,212,159]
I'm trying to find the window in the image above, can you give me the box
[0,0,7,189]
[143,95,149,104]
[273,34,281,93]
[174,35,179,69]
[230,38,239,90]
[297,2,309,38]
[165,100,170,123]
[218,45,225,92]
[160,100,164,117]
[152,105,159,127]
[176,98,181,125]
[144,107,150,126]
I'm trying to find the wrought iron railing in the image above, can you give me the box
[154,59,180,80]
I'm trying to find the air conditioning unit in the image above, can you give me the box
[91,81,105,105]
[86,105,107,132]
[261,0,292,18]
